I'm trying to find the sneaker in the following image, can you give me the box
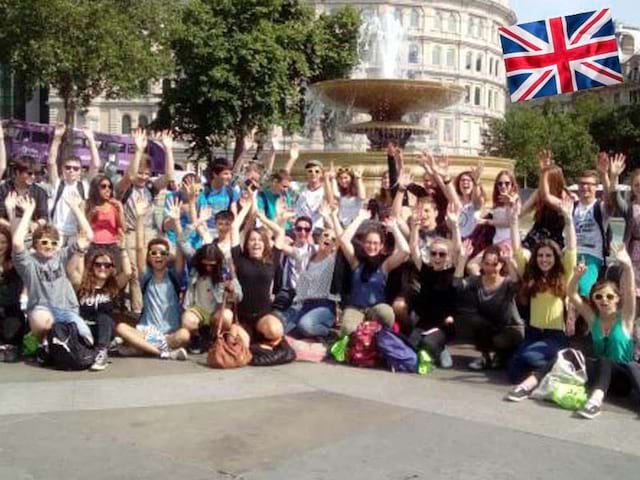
[163,347,188,361]
[108,337,124,352]
[468,356,489,371]
[577,401,602,419]
[0,344,19,363]
[187,335,204,355]
[439,347,453,369]
[90,349,109,371]
[506,386,531,402]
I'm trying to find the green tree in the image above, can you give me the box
[156,0,360,162]
[590,104,640,170]
[0,0,179,128]
[483,103,598,186]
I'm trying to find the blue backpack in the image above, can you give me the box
[375,328,418,373]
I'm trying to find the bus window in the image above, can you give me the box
[31,131,50,144]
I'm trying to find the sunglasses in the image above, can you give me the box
[99,183,112,190]
[322,232,337,242]
[306,168,321,174]
[149,249,169,257]
[497,181,511,187]
[21,170,38,177]
[593,293,616,301]
[295,226,312,233]
[37,239,59,247]
[93,261,114,269]
[337,167,351,174]
[430,250,448,258]
[64,165,81,172]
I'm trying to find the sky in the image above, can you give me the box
[509,0,640,27]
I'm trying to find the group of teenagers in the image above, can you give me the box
[1,120,640,420]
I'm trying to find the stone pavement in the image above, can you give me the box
[1,346,639,480]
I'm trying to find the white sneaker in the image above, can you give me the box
[90,349,109,371]
[161,348,188,361]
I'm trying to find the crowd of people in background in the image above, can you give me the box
[1,121,639,420]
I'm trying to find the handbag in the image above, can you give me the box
[531,348,587,401]
[206,292,252,369]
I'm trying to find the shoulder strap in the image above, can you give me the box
[77,181,86,199]
[225,185,235,210]
[50,180,66,216]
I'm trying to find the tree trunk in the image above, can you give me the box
[61,96,76,160]
[233,131,245,164]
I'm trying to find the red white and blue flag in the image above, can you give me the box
[499,8,623,102]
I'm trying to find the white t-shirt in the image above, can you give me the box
[574,200,607,260]
[458,202,479,239]
[294,185,325,229]
[50,179,89,236]
[338,195,363,227]
[492,207,511,245]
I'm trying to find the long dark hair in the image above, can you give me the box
[337,168,357,197]
[242,227,274,264]
[85,174,114,219]
[0,224,13,271]
[355,226,386,282]
[492,170,518,207]
[519,239,566,300]
[192,243,224,283]
[77,249,120,300]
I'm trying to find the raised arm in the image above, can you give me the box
[283,142,299,174]
[455,239,473,278]
[116,234,133,289]
[607,153,628,214]
[537,150,563,211]
[508,195,522,254]
[323,165,336,206]
[231,194,254,248]
[82,127,101,180]
[353,166,366,200]
[338,208,369,269]
[425,153,463,212]
[409,216,422,271]
[391,169,412,226]
[133,195,148,275]
[47,124,65,187]
[153,130,175,191]
[568,262,596,325]
[4,192,19,232]
[612,242,636,331]
[117,128,146,195]
[66,191,94,243]
[470,160,486,209]
[560,195,577,252]
[0,122,6,180]
[12,196,35,253]
[382,216,410,274]
[256,209,289,253]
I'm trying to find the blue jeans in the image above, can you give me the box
[507,326,568,383]
[33,305,94,345]
[280,299,336,338]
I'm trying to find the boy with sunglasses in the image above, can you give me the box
[294,160,332,230]
[46,124,100,247]
[11,195,95,349]
[0,157,49,228]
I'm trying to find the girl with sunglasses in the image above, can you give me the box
[326,164,366,227]
[75,247,132,370]
[85,175,124,255]
[508,243,640,419]
[407,205,462,368]
[506,194,577,384]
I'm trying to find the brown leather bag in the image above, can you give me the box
[207,293,252,369]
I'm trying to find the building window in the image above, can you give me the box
[476,54,483,72]
[446,48,455,68]
[474,87,481,106]
[443,119,453,143]
[465,86,471,104]
[447,13,457,33]
[392,7,402,24]
[121,114,132,135]
[409,44,420,64]
[465,52,472,70]
[433,11,442,31]
[432,46,442,66]
[138,115,149,128]
[429,117,439,140]
[488,89,493,109]
[161,79,172,95]
[410,8,420,28]
[478,19,485,39]
[468,16,476,36]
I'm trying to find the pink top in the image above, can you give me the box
[91,204,119,245]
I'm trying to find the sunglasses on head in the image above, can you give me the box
[295,226,311,233]
[337,167,351,174]
[64,165,81,172]
[93,261,114,269]
[594,293,616,301]
[149,249,169,257]
[430,250,448,258]
[37,239,59,247]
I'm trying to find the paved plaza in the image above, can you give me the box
[1,346,639,480]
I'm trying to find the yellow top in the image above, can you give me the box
[515,247,576,330]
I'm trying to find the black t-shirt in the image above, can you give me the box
[415,265,456,330]
[79,287,114,322]
[0,264,23,313]
[232,245,281,324]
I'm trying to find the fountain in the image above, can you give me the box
[310,7,465,149]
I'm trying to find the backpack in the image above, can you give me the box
[50,180,86,218]
[375,328,418,373]
[346,321,382,368]
[573,200,611,264]
[46,322,96,370]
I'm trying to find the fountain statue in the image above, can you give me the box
[310,6,465,149]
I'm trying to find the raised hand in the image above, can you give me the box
[165,196,183,221]
[420,150,435,173]
[611,241,632,266]
[538,149,553,171]
[398,168,413,189]
[198,205,212,224]
[327,161,337,180]
[433,155,450,177]
[560,194,574,219]
[157,130,173,151]
[289,142,299,163]
[382,215,398,230]
[574,260,588,279]
[609,153,626,178]
[132,128,148,152]
[4,191,17,212]
[183,176,199,202]
[445,202,459,226]
[460,239,474,258]
[238,191,253,210]
[471,160,484,182]
[506,196,521,222]
[53,123,66,141]
[81,126,95,144]
[15,195,36,216]
[353,166,363,179]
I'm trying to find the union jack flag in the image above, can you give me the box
[499,9,623,102]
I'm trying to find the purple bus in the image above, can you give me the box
[2,119,166,174]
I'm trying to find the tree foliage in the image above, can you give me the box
[0,0,179,127]
[483,100,598,186]
[155,0,360,161]
[590,104,640,171]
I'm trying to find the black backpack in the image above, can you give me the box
[46,322,96,370]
